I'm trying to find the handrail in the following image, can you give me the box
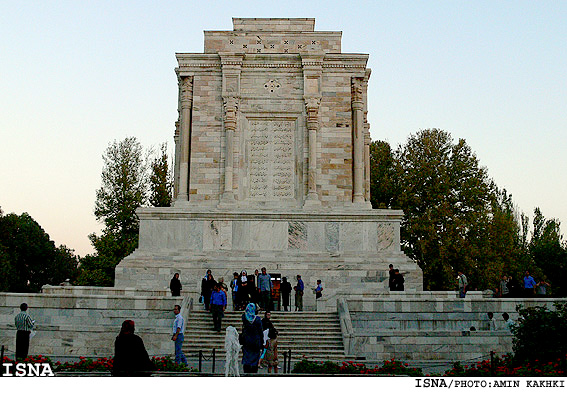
[337,297,354,356]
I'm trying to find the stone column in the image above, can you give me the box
[301,54,323,208]
[175,76,193,205]
[173,120,180,199]
[221,95,238,203]
[363,69,372,208]
[352,77,365,204]
[304,96,321,206]
[219,54,243,205]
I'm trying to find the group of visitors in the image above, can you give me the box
[229,268,272,311]
[498,271,551,298]
[388,264,405,291]
[485,311,516,331]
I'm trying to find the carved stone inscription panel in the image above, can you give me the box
[248,119,295,200]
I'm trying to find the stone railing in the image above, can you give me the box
[337,298,354,356]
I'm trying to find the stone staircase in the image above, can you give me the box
[182,310,346,361]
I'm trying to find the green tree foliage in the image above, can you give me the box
[392,129,496,290]
[149,142,173,207]
[512,304,567,364]
[0,212,78,292]
[79,137,147,286]
[529,208,567,296]
[370,129,538,291]
[369,140,397,209]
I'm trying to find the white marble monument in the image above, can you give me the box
[114,18,422,310]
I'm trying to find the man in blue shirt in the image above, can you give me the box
[210,283,227,332]
[523,271,536,297]
[294,275,304,311]
[258,267,273,311]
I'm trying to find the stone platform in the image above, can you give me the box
[115,207,422,311]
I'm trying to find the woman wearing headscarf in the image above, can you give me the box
[170,273,182,297]
[237,270,250,310]
[112,320,155,376]
[201,269,216,311]
[240,303,263,373]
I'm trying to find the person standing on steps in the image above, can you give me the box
[170,273,182,297]
[258,267,273,311]
[210,283,227,332]
[280,277,292,311]
[171,304,187,365]
[315,279,323,300]
[294,275,304,311]
[240,303,263,374]
[388,264,395,290]
[201,269,216,311]
[230,272,239,311]
[14,303,34,361]
[238,270,251,310]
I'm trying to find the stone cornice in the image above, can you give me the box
[136,207,404,221]
[176,53,368,71]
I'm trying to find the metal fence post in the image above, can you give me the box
[212,348,216,374]
[283,351,287,374]
[288,349,292,373]
[490,351,494,377]
[199,350,202,372]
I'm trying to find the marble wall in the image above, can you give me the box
[0,291,180,358]
[338,296,567,361]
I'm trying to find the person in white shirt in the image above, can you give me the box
[172,304,187,365]
[502,312,515,331]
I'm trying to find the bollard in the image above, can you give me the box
[212,348,216,374]
[199,350,202,372]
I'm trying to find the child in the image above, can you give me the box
[264,327,279,374]
[315,280,323,299]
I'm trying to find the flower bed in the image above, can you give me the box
[1,355,196,373]
[292,359,423,376]
[442,354,567,377]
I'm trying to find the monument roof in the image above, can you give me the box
[203,17,342,55]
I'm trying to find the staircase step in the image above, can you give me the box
[182,310,346,361]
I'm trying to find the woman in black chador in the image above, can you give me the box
[201,269,216,311]
[112,320,155,377]
[170,273,182,297]
[280,277,292,311]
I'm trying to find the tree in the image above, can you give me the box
[81,137,147,286]
[0,212,78,292]
[369,140,398,209]
[391,129,497,289]
[149,142,173,207]
[529,208,567,296]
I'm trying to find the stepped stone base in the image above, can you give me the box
[339,296,567,362]
[115,208,422,311]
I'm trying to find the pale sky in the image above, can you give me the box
[1,1,565,257]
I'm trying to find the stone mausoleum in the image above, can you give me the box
[2,18,565,365]
[114,17,422,310]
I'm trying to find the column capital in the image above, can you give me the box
[180,76,193,109]
[351,77,364,106]
[223,96,239,132]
